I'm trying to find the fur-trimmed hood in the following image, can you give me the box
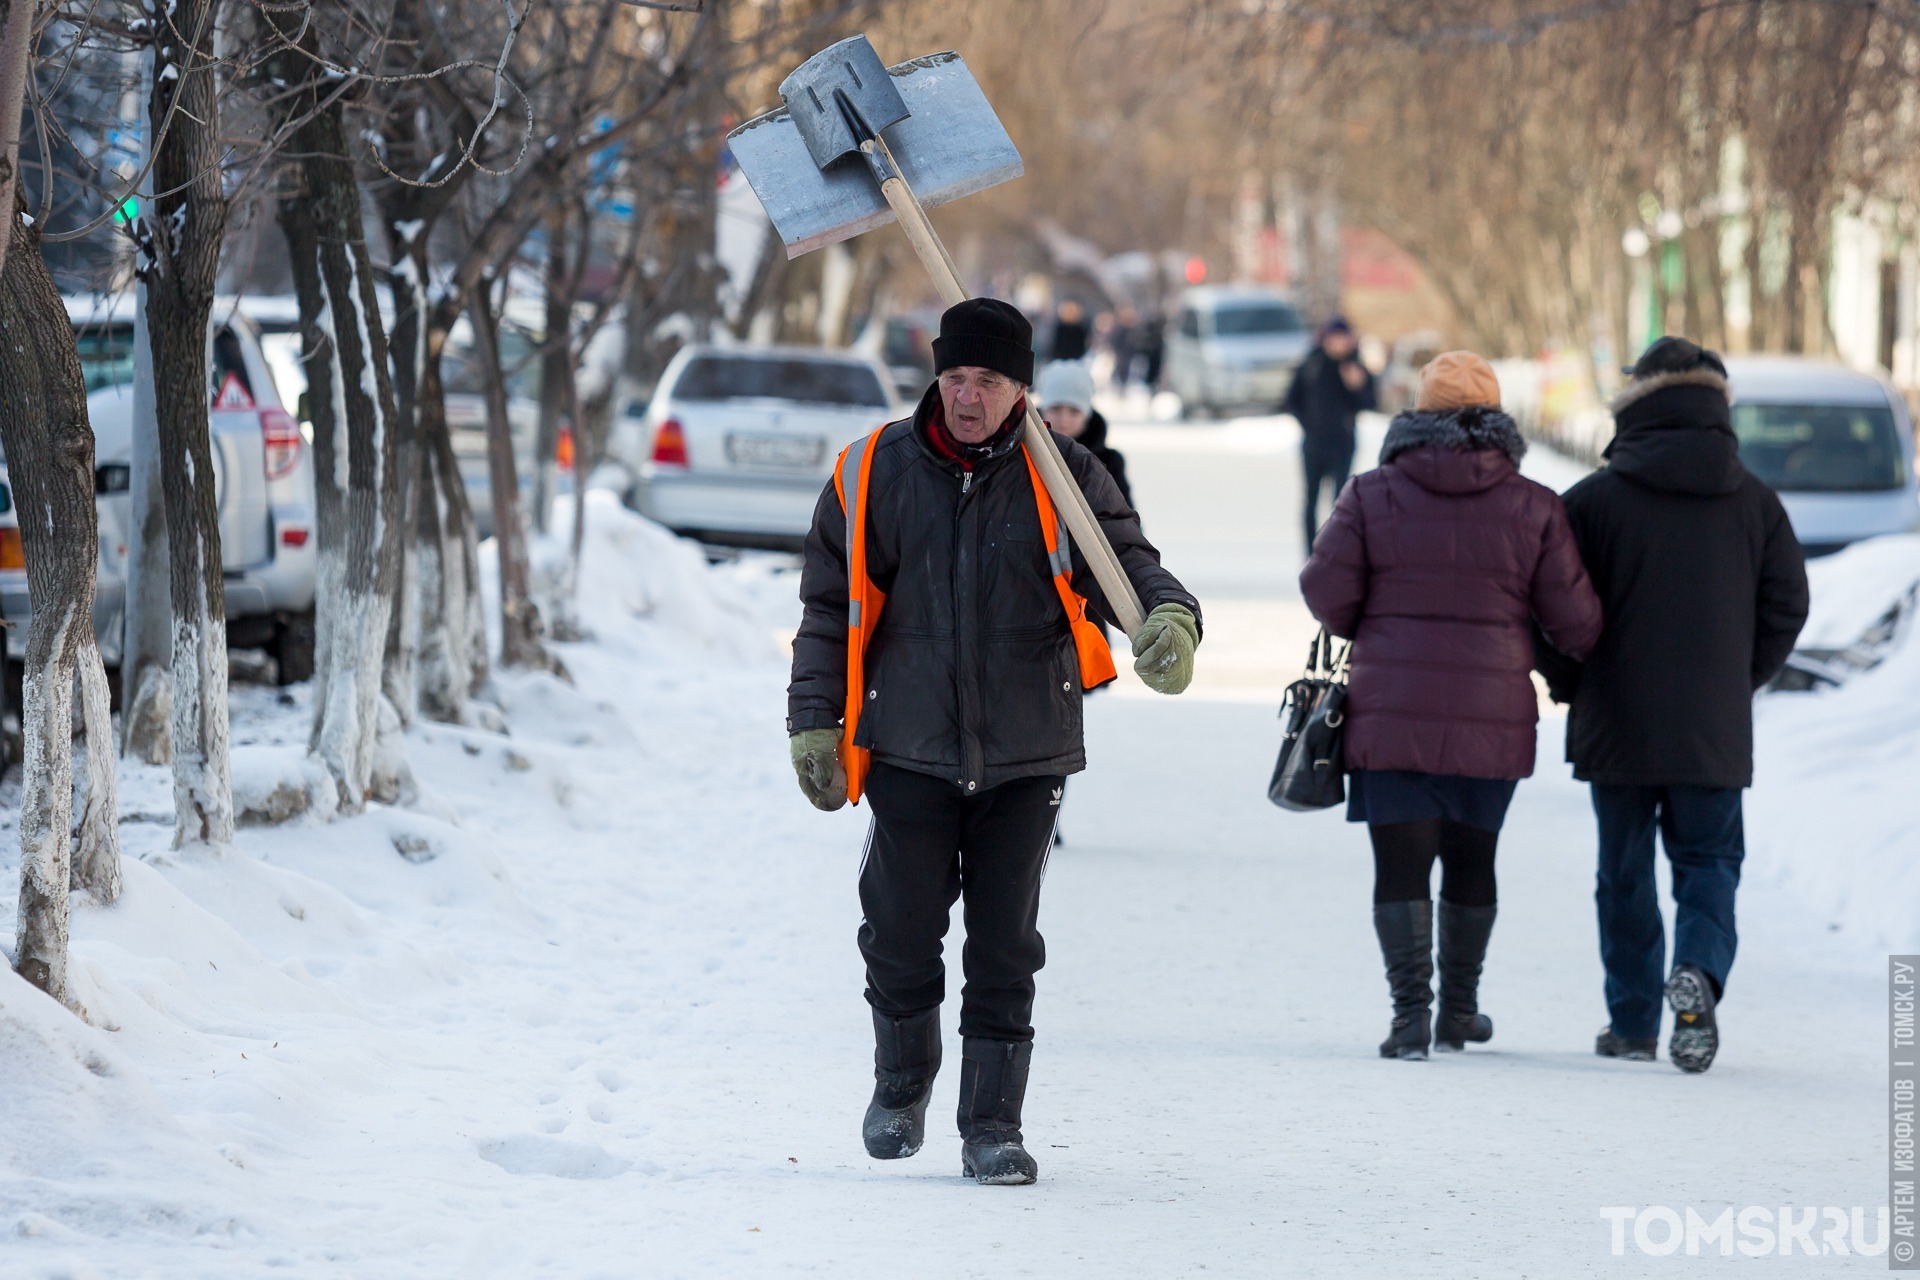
[1609,367,1729,414]
[1380,406,1528,468]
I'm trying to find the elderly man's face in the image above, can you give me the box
[938,366,1026,444]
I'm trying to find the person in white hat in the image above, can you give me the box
[1034,361,1131,507]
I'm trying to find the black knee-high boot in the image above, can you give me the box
[864,1007,941,1159]
[957,1038,1038,1185]
[1435,901,1497,1051]
[1373,900,1433,1060]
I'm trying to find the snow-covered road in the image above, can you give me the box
[0,418,1896,1277]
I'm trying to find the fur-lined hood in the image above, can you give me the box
[1380,406,1528,468]
[1609,367,1730,414]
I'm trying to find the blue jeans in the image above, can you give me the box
[1591,785,1745,1040]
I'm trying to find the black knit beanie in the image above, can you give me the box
[1625,335,1727,380]
[932,298,1034,385]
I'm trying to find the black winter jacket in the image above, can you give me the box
[1282,348,1376,461]
[788,386,1199,791]
[1073,409,1132,508]
[1535,372,1809,789]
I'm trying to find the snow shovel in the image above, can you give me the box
[727,36,1146,637]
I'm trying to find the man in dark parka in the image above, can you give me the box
[1281,315,1377,554]
[1537,337,1808,1074]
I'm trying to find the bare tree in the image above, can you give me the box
[262,1,406,811]
[1,203,123,1005]
[139,0,233,844]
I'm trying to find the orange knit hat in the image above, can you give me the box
[1416,351,1502,411]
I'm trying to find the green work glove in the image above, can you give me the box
[1131,603,1199,696]
[790,728,848,811]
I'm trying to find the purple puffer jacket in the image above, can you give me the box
[1300,408,1602,780]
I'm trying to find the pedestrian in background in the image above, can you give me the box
[1108,307,1141,389]
[1282,316,1377,554]
[1139,312,1166,390]
[1301,352,1601,1061]
[1049,300,1091,362]
[1535,337,1808,1075]
[1036,360,1131,508]
[1034,359,1134,848]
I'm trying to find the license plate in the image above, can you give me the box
[726,433,823,469]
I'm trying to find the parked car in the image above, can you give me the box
[1725,357,1920,557]
[619,344,898,549]
[1162,285,1313,418]
[251,297,549,543]
[0,297,318,689]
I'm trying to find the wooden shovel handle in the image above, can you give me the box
[867,142,1148,639]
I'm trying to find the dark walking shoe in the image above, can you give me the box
[1434,901,1497,1052]
[957,1038,1038,1185]
[1379,1011,1432,1060]
[864,1008,941,1159]
[1666,964,1719,1074]
[1373,900,1434,1060]
[962,1140,1039,1185]
[1595,1026,1658,1061]
[1435,1008,1493,1052]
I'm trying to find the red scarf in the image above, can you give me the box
[924,397,1025,470]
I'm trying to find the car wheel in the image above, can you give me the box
[272,609,316,686]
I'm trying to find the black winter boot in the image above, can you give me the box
[957,1038,1038,1185]
[1666,964,1720,1074]
[1433,901,1497,1051]
[1373,900,1434,1060]
[863,1008,941,1159]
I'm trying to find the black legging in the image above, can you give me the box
[1370,820,1498,907]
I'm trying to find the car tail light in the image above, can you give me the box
[651,419,689,468]
[557,426,576,473]
[0,528,22,570]
[281,528,309,548]
[261,407,303,480]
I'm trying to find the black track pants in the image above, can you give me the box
[858,763,1063,1041]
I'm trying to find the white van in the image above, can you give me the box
[1162,286,1313,418]
[1725,357,1920,556]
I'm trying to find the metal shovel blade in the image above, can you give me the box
[728,49,1024,259]
[778,35,909,170]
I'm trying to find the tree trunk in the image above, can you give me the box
[415,311,486,722]
[121,283,173,763]
[534,211,569,537]
[469,283,556,673]
[144,0,232,846]
[380,231,429,725]
[0,207,123,1005]
[0,0,33,277]
[275,89,405,813]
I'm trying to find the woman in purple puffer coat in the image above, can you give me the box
[1301,351,1601,1061]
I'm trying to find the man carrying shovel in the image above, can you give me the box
[786,298,1201,1185]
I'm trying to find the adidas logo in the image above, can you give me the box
[1049,787,1063,806]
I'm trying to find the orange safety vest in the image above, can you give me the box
[832,427,1120,804]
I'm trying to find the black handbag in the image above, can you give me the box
[1268,628,1351,811]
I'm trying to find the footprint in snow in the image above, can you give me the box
[477,1135,631,1180]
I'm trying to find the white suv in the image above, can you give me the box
[0,296,319,693]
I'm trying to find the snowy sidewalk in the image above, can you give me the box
[0,465,1897,1277]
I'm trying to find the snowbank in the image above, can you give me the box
[1793,532,1920,649]
[489,489,790,667]
[1751,535,1920,951]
